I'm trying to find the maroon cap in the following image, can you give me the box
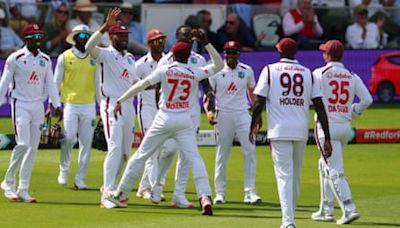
[275,38,297,56]
[146,29,165,42]
[319,40,344,59]
[108,23,129,35]
[22,23,45,36]
[223,41,240,51]
[171,42,191,60]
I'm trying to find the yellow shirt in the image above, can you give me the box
[61,49,96,104]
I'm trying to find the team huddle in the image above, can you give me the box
[0,7,373,228]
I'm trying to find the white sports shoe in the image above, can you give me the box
[280,224,296,228]
[17,189,37,203]
[1,181,18,201]
[57,171,68,185]
[74,179,88,190]
[200,196,213,216]
[171,195,193,208]
[213,194,225,204]
[243,190,262,204]
[151,185,163,204]
[100,199,118,209]
[105,191,128,208]
[336,210,360,225]
[311,210,334,222]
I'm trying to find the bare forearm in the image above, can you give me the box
[313,97,331,140]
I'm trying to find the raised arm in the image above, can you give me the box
[85,8,121,59]
[193,29,224,76]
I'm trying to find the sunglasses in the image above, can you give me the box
[151,38,165,45]
[226,20,235,25]
[25,34,44,40]
[121,10,133,15]
[224,50,240,55]
[76,32,91,39]
[56,9,69,15]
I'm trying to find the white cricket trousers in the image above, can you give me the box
[214,110,256,196]
[315,121,357,214]
[59,103,96,183]
[270,140,306,227]
[157,113,200,197]
[117,110,211,198]
[137,104,159,191]
[3,99,43,191]
[100,98,134,192]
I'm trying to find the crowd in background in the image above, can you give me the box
[1,0,400,57]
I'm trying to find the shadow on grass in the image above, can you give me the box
[353,221,400,227]
[37,201,100,206]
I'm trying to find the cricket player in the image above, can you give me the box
[209,41,261,204]
[0,23,62,203]
[154,25,212,208]
[135,29,166,200]
[311,40,372,225]
[106,37,224,216]
[54,24,97,190]
[249,38,332,228]
[85,8,139,208]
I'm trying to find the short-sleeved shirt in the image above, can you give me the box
[136,52,162,107]
[0,46,61,107]
[313,61,372,123]
[209,62,255,112]
[147,61,214,113]
[254,58,321,141]
[158,51,207,115]
[96,46,139,100]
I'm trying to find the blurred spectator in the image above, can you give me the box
[345,4,387,48]
[68,0,110,46]
[119,2,148,54]
[42,2,70,56]
[119,2,146,45]
[383,0,400,27]
[281,0,298,16]
[351,0,384,18]
[0,8,23,58]
[8,0,40,22]
[216,12,263,52]
[8,0,41,34]
[282,0,324,49]
[197,9,217,53]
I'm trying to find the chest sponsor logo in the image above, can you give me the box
[227,82,237,94]
[28,71,40,85]
[238,71,245,79]
[121,69,129,80]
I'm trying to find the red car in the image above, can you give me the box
[369,51,400,103]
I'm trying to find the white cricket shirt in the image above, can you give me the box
[0,46,61,107]
[96,45,139,100]
[313,61,372,123]
[209,62,256,112]
[147,61,214,113]
[158,51,206,115]
[254,58,322,140]
[136,52,162,108]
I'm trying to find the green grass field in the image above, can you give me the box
[0,105,399,228]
